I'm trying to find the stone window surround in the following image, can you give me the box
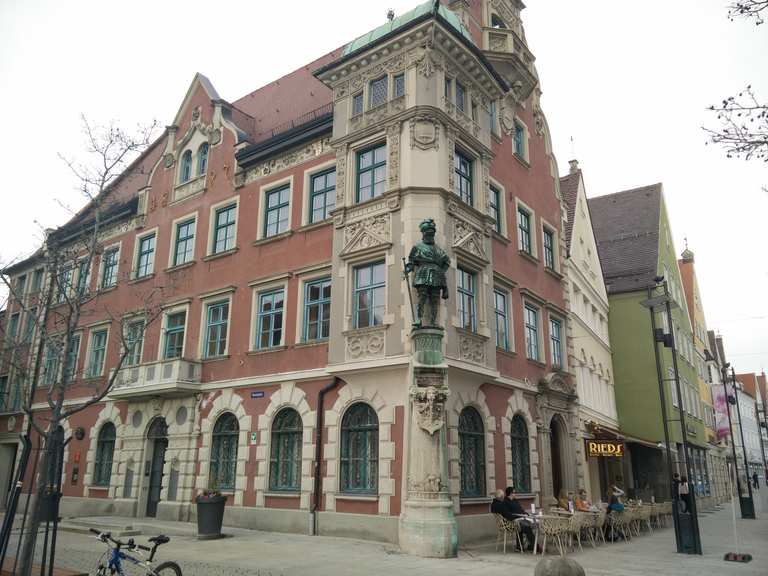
[176,131,210,187]
[131,226,159,280]
[301,159,337,227]
[256,175,294,241]
[447,387,495,510]
[341,130,389,210]
[514,198,537,259]
[547,312,565,371]
[488,176,507,238]
[84,402,123,497]
[197,288,235,360]
[493,286,512,352]
[121,315,146,368]
[451,258,490,339]
[323,382,395,515]
[157,301,190,361]
[502,390,541,501]
[340,251,395,333]
[350,71,406,119]
[512,116,530,163]
[167,210,199,269]
[493,273,517,352]
[97,241,121,290]
[453,144,478,208]
[522,298,542,363]
[206,197,240,256]
[248,274,291,351]
[255,382,313,509]
[540,217,559,273]
[293,264,333,344]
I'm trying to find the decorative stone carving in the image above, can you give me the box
[489,0,522,33]
[210,128,222,146]
[7,416,16,432]
[334,81,349,101]
[346,328,386,360]
[409,116,441,150]
[344,213,390,245]
[411,385,449,435]
[237,137,332,188]
[173,174,206,202]
[455,233,488,262]
[453,217,474,245]
[489,32,507,52]
[533,104,545,136]
[163,153,175,168]
[334,146,347,205]
[408,473,443,494]
[458,333,486,364]
[387,122,400,188]
[349,97,406,133]
[446,129,456,193]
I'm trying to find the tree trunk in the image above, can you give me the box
[17,436,54,576]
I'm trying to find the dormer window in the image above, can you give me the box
[180,150,193,183]
[197,143,209,176]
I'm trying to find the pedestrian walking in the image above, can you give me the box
[679,476,691,513]
[752,472,759,490]
[672,472,681,509]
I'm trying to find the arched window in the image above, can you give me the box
[180,150,193,183]
[93,422,116,487]
[269,408,302,491]
[510,414,531,493]
[340,403,378,494]
[197,142,209,176]
[491,14,507,28]
[210,412,238,491]
[459,407,485,497]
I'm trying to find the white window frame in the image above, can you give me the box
[122,316,146,367]
[168,211,198,268]
[257,175,294,241]
[294,264,333,343]
[98,241,121,290]
[342,253,392,332]
[84,323,111,378]
[158,301,190,361]
[248,275,290,350]
[301,160,336,226]
[198,288,235,359]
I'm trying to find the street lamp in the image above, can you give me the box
[723,366,756,519]
[641,277,702,554]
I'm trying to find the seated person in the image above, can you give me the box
[556,488,573,513]
[606,493,624,514]
[575,489,593,512]
[506,486,537,551]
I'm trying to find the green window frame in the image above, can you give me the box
[494,290,509,350]
[510,415,531,493]
[490,186,502,233]
[124,320,144,367]
[136,234,155,278]
[87,329,108,378]
[174,219,196,266]
[204,301,229,358]
[356,144,386,203]
[32,269,44,292]
[163,311,186,359]
[210,413,238,491]
[550,317,563,368]
[269,408,302,492]
[513,122,525,158]
[457,267,476,332]
[310,169,336,223]
[304,278,331,342]
[264,186,290,238]
[454,151,473,205]
[0,376,7,412]
[353,261,385,329]
[369,75,388,108]
[197,143,209,176]
[101,248,118,288]
[543,228,555,269]
[93,422,116,487]
[257,289,284,349]
[63,334,80,383]
[213,204,236,254]
[7,313,19,341]
[524,304,539,361]
[459,406,486,498]
[517,208,532,255]
[340,403,378,494]
[180,150,192,183]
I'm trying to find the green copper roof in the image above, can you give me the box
[342,1,472,57]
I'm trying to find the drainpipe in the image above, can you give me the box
[311,377,340,536]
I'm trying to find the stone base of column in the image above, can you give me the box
[398,498,457,558]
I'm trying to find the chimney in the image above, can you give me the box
[569,159,579,174]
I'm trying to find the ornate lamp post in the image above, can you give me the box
[723,366,756,519]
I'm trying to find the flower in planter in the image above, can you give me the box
[195,489,224,502]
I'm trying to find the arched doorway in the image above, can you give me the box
[146,417,168,517]
[550,415,567,499]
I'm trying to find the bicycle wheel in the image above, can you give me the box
[151,561,182,576]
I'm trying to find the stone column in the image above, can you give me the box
[538,423,553,506]
[398,328,457,557]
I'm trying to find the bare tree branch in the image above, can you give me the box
[704,86,768,162]
[728,0,768,24]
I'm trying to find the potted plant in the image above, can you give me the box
[195,488,227,539]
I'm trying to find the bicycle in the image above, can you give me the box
[88,528,182,576]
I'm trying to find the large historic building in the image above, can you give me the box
[0,0,581,551]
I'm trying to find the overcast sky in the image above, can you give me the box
[1,0,766,375]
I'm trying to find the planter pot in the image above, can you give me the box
[196,495,226,539]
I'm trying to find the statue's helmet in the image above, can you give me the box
[419,219,436,233]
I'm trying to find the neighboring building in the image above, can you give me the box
[678,246,719,507]
[0,0,576,547]
[559,160,619,503]
[589,184,708,501]
[706,330,734,504]
[735,373,766,484]
[758,372,768,481]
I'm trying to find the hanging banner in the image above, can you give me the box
[712,384,731,441]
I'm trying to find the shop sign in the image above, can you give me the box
[586,439,624,458]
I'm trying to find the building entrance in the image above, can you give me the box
[146,417,168,518]
[550,416,566,499]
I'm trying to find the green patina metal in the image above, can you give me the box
[406,219,450,328]
[342,1,472,57]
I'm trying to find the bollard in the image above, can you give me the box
[534,556,586,576]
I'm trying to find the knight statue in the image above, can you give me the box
[406,219,450,328]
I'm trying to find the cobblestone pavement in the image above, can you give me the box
[4,491,768,575]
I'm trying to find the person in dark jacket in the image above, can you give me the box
[504,486,536,550]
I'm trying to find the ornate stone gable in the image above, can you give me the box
[340,213,392,258]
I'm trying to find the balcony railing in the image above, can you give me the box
[109,358,202,399]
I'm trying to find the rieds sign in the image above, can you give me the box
[586,440,624,458]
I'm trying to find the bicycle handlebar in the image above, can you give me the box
[89,528,151,552]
